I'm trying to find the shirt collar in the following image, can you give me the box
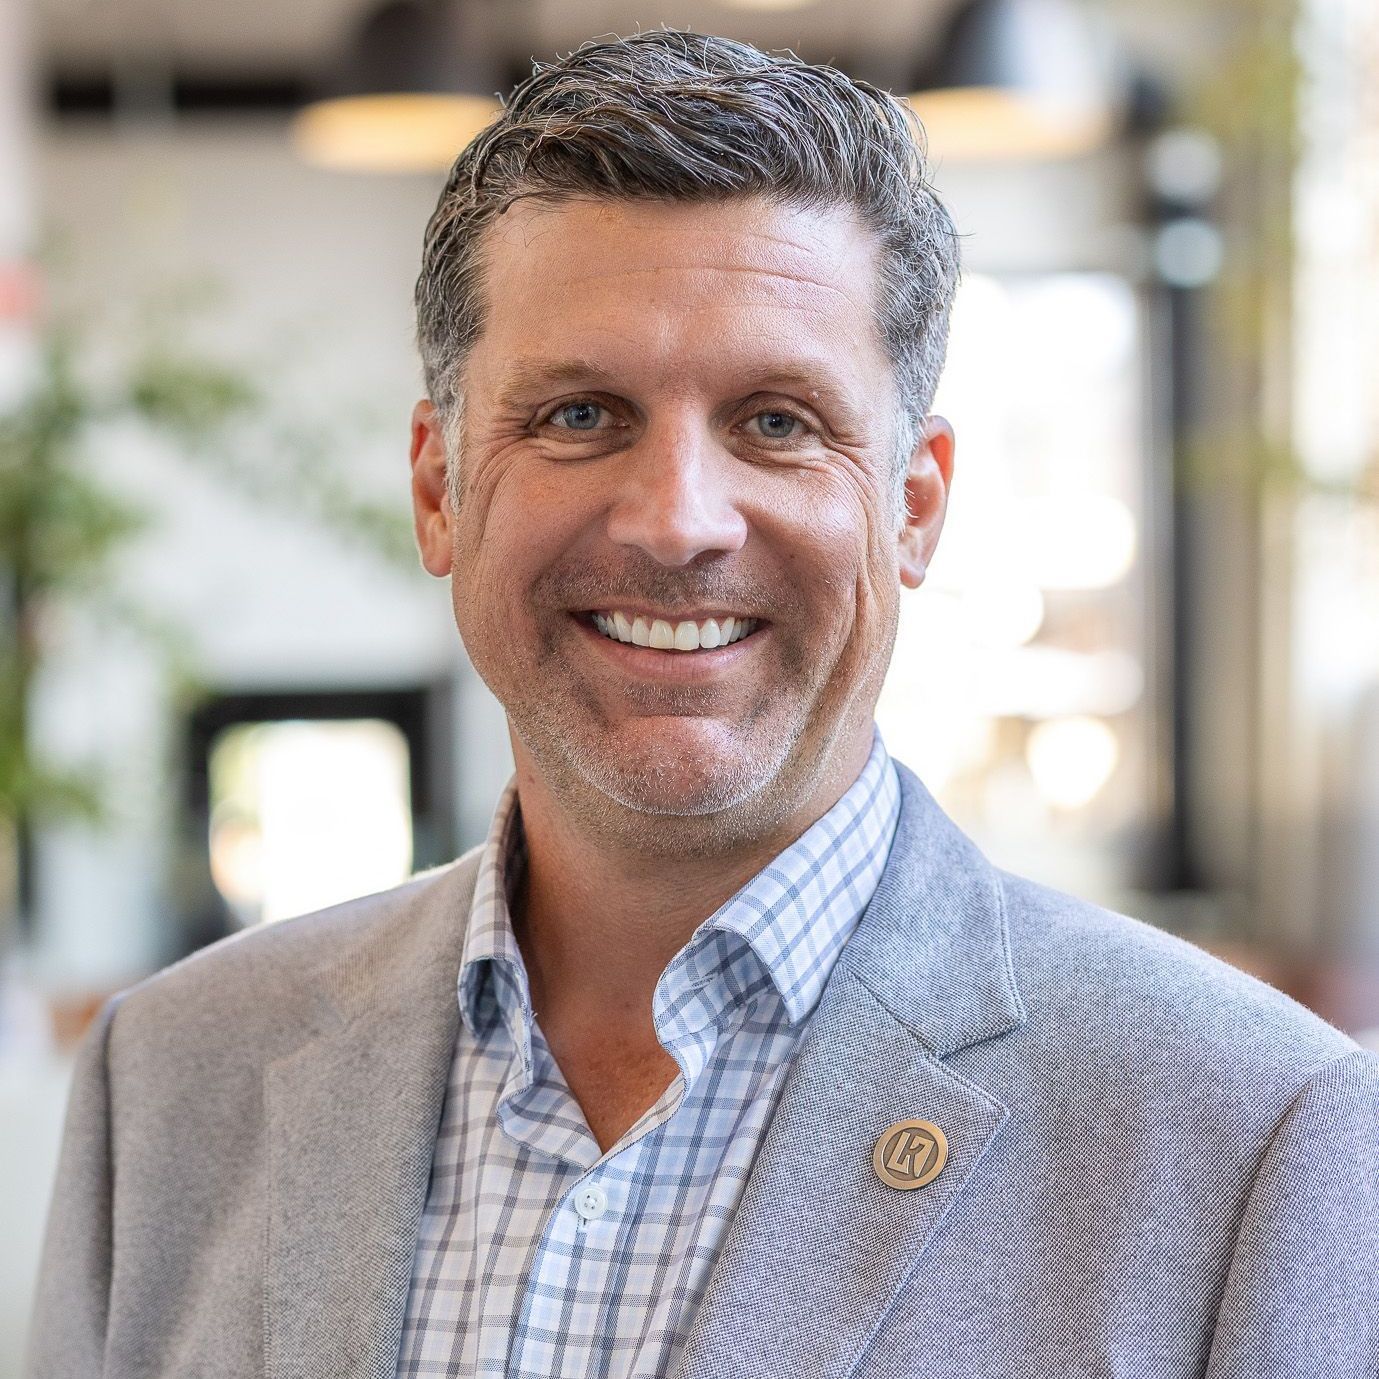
[457,725,901,1042]
[686,724,900,1027]
[457,780,532,1047]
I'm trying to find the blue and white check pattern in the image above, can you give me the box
[396,726,901,1379]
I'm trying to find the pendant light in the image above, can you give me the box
[292,0,503,174]
[906,0,1118,161]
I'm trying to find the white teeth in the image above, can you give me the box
[588,610,759,652]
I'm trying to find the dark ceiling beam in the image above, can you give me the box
[45,61,532,118]
[49,70,312,116]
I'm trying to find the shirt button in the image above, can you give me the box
[573,1184,608,1222]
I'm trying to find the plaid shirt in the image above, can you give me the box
[396,726,901,1378]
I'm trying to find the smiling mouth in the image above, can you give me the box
[574,609,765,652]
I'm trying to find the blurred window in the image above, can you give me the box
[877,270,1148,902]
[207,717,413,926]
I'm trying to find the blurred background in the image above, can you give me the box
[1,0,1377,1366]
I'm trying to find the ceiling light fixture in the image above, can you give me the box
[292,0,503,174]
[906,0,1118,162]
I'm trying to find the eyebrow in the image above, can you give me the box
[491,358,609,409]
[752,369,864,419]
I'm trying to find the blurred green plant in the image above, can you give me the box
[0,267,421,925]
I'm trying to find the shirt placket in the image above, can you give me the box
[500,951,737,1378]
[502,1038,704,1376]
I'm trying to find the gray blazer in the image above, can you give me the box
[27,763,1379,1378]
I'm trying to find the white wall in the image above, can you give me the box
[25,117,514,987]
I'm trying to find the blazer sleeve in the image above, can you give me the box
[24,994,122,1379]
[1205,1046,1379,1376]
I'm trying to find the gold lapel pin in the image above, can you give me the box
[873,1118,949,1190]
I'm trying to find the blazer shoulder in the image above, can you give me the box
[995,868,1359,1085]
[105,843,484,1057]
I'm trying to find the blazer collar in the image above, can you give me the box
[279,755,1021,1047]
[838,759,1027,1055]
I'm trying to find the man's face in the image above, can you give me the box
[411,194,953,846]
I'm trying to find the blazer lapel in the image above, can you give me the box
[673,763,1027,1379]
[263,854,481,1379]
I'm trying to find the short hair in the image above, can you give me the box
[414,27,961,523]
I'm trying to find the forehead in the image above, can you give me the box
[466,194,890,409]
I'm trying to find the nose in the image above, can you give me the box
[603,420,749,565]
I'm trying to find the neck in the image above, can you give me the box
[508,727,873,1041]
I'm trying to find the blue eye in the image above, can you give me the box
[754,410,800,439]
[551,401,604,431]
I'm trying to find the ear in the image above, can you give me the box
[897,415,955,590]
[410,399,453,577]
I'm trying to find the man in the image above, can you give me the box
[27,28,1379,1379]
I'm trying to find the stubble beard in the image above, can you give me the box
[506,617,835,860]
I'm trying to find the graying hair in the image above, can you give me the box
[414,27,962,528]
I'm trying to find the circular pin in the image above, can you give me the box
[873,1119,949,1190]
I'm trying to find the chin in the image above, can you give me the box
[568,720,780,818]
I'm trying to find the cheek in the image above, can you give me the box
[454,456,595,644]
[810,471,902,613]
[456,446,559,574]
[773,480,880,620]
[449,484,526,656]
